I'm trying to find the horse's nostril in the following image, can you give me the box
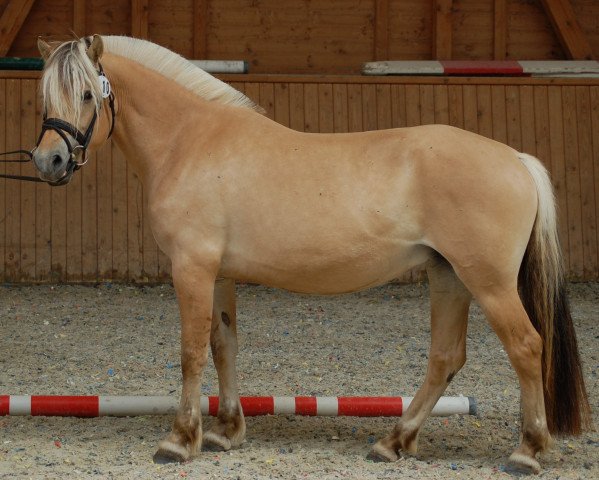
[52,154,63,167]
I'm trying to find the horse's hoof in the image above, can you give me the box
[367,443,399,463]
[366,450,391,463]
[153,441,189,464]
[153,450,185,464]
[202,431,232,452]
[507,453,541,475]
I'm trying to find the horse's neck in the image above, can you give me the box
[102,54,209,187]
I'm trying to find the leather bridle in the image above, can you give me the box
[0,64,116,184]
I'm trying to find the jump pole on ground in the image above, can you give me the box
[0,395,476,417]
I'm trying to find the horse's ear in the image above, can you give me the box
[86,34,104,64]
[37,38,53,60]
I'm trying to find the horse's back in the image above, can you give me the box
[212,120,535,293]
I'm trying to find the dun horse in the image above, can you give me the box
[30,35,589,473]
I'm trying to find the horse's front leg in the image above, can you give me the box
[203,278,246,451]
[153,264,216,464]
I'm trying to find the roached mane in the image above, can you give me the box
[41,36,262,122]
[101,36,262,112]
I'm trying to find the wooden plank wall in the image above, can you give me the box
[2,0,598,74]
[0,73,597,283]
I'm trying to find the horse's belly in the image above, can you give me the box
[220,241,430,294]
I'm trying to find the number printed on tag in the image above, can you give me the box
[99,75,111,98]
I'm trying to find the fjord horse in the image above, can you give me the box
[31,35,590,473]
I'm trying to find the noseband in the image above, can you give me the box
[0,64,116,183]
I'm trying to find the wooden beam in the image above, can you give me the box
[433,0,453,60]
[193,0,208,59]
[540,0,595,60]
[494,0,507,60]
[131,0,149,39]
[374,0,389,61]
[73,0,86,38]
[0,0,35,57]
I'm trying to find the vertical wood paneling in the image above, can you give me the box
[5,80,21,281]
[562,86,584,279]
[463,85,478,133]
[575,86,598,278]
[289,83,304,132]
[111,144,128,280]
[447,85,464,128]
[304,84,319,132]
[81,150,98,281]
[0,80,5,281]
[433,85,449,124]
[96,140,113,278]
[476,85,493,139]
[259,83,275,120]
[362,85,377,132]
[142,189,158,281]
[50,181,67,282]
[244,83,260,111]
[505,86,522,151]
[20,80,36,281]
[318,84,334,133]
[592,87,599,276]
[127,170,143,281]
[491,86,507,144]
[35,84,51,281]
[405,85,421,127]
[547,87,570,269]
[533,87,551,175]
[376,85,392,130]
[390,85,407,128]
[274,83,290,128]
[347,84,363,132]
[66,168,83,282]
[519,86,536,156]
[419,85,435,125]
[333,84,349,133]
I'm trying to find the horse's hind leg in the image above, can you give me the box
[476,288,550,473]
[203,278,246,451]
[369,257,471,462]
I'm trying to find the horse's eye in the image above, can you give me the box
[83,90,93,101]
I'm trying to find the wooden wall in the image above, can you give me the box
[0,72,597,283]
[1,1,598,74]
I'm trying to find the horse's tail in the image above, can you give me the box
[517,153,591,435]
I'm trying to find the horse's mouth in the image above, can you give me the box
[44,162,76,186]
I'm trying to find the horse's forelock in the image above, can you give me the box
[41,38,102,123]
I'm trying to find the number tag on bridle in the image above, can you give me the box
[99,74,111,98]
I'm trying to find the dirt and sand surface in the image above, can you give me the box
[0,281,596,479]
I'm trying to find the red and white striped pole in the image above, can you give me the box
[0,395,476,417]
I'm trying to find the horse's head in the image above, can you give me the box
[34,35,114,186]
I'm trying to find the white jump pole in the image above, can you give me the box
[0,395,476,417]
